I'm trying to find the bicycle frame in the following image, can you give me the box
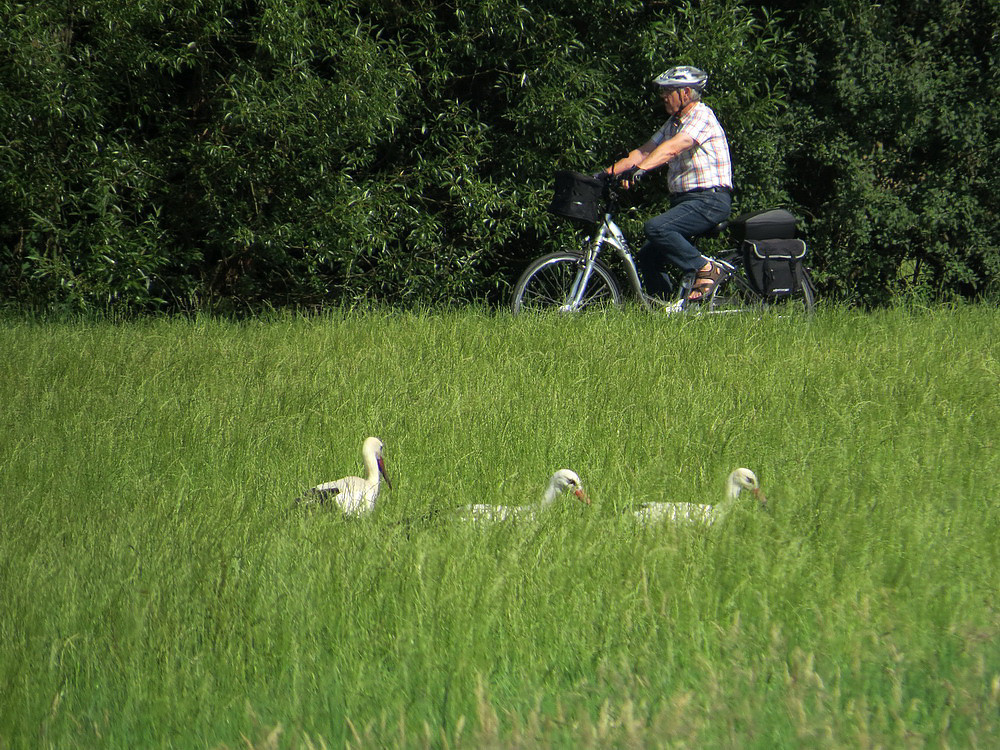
[567,216,765,314]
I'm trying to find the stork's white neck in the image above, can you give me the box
[360,439,382,485]
[542,481,560,504]
[726,481,742,501]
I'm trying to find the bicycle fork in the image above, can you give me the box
[561,253,595,311]
[560,223,611,311]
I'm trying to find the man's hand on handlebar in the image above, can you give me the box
[609,165,649,190]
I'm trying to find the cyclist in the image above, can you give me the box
[604,66,733,302]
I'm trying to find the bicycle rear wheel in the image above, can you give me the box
[708,269,816,315]
[511,252,624,314]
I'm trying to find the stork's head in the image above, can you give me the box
[728,468,766,508]
[551,468,591,505]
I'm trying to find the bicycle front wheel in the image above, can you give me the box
[511,252,624,314]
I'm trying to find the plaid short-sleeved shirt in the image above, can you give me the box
[651,101,732,194]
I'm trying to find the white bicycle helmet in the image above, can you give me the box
[652,65,708,91]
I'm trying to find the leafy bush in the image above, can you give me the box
[0,0,997,312]
[779,0,1000,304]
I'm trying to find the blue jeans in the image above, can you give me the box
[638,190,732,297]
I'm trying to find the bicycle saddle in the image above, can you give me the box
[698,220,730,239]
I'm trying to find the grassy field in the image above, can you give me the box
[1,305,998,748]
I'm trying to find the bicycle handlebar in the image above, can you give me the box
[590,169,643,212]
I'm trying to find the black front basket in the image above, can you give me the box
[548,170,604,224]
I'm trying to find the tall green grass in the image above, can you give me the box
[1,306,998,747]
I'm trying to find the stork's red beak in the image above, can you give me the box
[378,456,391,489]
[753,487,767,511]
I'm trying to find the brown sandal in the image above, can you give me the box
[687,261,729,302]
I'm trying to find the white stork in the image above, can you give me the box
[297,436,391,515]
[633,468,766,525]
[462,468,590,521]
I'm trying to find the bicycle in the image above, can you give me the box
[510,171,817,316]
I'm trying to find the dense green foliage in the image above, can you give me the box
[776,0,1000,302]
[1,0,998,311]
[2,308,999,746]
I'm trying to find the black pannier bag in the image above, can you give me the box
[743,238,808,298]
[548,170,604,224]
[727,208,807,298]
